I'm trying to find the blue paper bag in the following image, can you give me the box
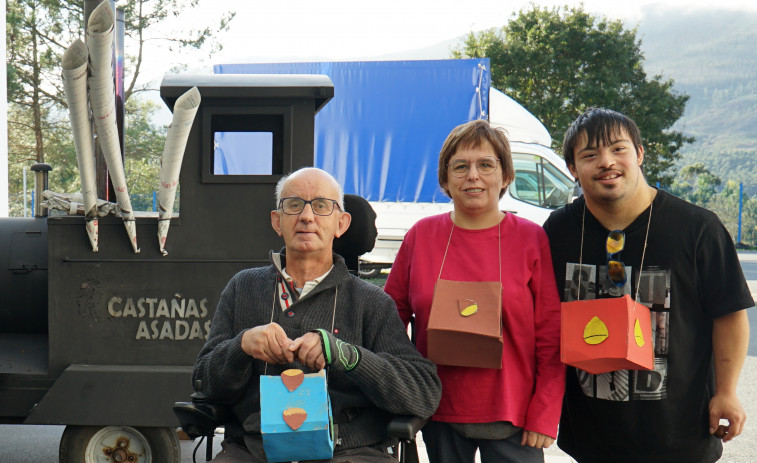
[260,369,334,462]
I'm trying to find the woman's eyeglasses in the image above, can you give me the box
[607,230,627,287]
[448,157,500,177]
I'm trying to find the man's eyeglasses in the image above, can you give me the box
[606,230,627,287]
[279,197,341,216]
[448,156,500,178]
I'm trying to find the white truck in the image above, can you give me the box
[361,88,576,276]
[212,59,577,276]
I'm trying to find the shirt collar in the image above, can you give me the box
[281,266,333,298]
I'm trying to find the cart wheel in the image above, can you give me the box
[59,425,180,463]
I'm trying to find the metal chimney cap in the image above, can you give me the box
[31,163,53,172]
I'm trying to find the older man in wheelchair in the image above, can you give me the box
[175,167,441,463]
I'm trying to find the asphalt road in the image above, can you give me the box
[739,252,757,357]
[0,253,755,463]
[740,251,757,281]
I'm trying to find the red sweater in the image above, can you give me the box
[384,212,564,437]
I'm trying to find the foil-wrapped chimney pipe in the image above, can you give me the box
[84,0,125,202]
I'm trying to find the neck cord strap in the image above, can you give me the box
[634,203,653,303]
[265,276,338,375]
[578,204,586,301]
[330,286,338,333]
[577,201,653,303]
[438,215,502,285]
[265,283,278,376]
[437,223,455,281]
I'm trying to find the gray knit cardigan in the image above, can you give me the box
[193,252,441,451]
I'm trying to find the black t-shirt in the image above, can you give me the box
[543,189,754,463]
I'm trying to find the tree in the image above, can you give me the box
[6,0,79,215]
[6,102,78,216]
[6,0,81,166]
[671,162,722,204]
[123,96,166,211]
[669,165,757,248]
[119,0,235,101]
[706,181,757,248]
[453,5,692,185]
[5,0,235,215]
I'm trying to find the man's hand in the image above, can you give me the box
[711,309,749,443]
[241,323,294,364]
[289,332,327,371]
[709,392,746,442]
[521,430,554,449]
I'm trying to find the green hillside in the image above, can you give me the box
[636,7,757,194]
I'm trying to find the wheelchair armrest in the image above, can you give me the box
[386,415,428,442]
[173,401,230,439]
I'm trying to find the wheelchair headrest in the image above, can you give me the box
[333,194,377,259]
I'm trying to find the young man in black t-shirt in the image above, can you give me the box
[543,108,753,463]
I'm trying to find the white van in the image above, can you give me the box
[359,90,577,276]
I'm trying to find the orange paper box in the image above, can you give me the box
[561,294,653,374]
[427,280,503,369]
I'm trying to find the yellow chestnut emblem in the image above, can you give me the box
[459,299,478,317]
[634,318,645,347]
[282,407,307,430]
[281,368,304,392]
[583,316,609,345]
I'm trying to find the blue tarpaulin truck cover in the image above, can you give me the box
[214,59,490,202]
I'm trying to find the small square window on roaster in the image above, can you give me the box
[203,110,287,183]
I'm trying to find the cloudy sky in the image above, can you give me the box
[164,0,756,67]
[2,0,753,215]
[136,0,756,123]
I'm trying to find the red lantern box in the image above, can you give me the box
[561,294,654,374]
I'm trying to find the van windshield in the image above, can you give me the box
[510,153,575,209]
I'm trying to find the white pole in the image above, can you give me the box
[1,0,9,217]
[23,167,27,217]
